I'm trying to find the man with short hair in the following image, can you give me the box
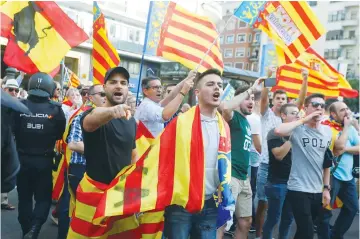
[318,101,359,239]
[254,69,308,239]
[221,77,265,239]
[57,84,105,239]
[275,93,333,239]
[262,103,298,239]
[135,72,195,137]
[164,68,227,239]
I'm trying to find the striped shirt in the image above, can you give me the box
[67,114,86,165]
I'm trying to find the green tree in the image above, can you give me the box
[343,79,359,113]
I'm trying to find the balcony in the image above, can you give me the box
[338,37,357,46]
[251,41,260,46]
[250,55,258,61]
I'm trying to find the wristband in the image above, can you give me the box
[180,91,186,97]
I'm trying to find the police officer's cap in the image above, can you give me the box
[28,73,54,98]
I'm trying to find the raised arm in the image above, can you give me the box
[82,104,130,132]
[295,68,309,110]
[334,116,352,154]
[160,70,196,107]
[222,77,265,122]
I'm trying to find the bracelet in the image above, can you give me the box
[180,91,186,97]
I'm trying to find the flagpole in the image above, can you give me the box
[135,1,154,106]
[194,8,240,72]
[60,59,65,100]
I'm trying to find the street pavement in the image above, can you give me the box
[2,189,359,239]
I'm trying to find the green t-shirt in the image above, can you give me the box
[229,111,252,180]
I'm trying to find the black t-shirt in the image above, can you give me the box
[81,108,136,184]
[267,129,292,184]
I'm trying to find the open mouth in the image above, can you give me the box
[213,92,220,100]
[156,93,161,97]
[114,92,123,97]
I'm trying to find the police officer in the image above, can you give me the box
[13,73,66,239]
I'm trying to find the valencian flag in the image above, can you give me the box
[273,47,358,98]
[92,2,120,85]
[145,1,223,73]
[235,1,325,63]
[0,1,88,74]
[68,106,234,238]
[66,68,81,88]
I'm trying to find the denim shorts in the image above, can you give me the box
[256,163,269,202]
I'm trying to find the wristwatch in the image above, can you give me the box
[323,185,331,191]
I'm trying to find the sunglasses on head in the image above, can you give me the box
[310,102,325,108]
[90,92,106,97]
[8,88,19,93]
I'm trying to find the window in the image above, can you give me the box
[248,34,252,43]
[128,28,134,41]
[245,62,249,70]
[220,35,224,44]
[238,21,247,28]
[346,48,352,59]
[224,62,232,67]
[135,30,140,42]
[235,62,244,69]
[226,35,234,44]
[348,30,356,39]
[224,49,233,58]
[128,62,140,74]
[350,11,358,20]
[120,60,128,69]
[247,48,251,57]
[252,62,259,71]
[326,49,341,59]
[227,19,236,30]
[255,33,260,42]
[308,1,317,6]
[237,33,246,43]
[110,24,116,37]
[324,49,329,58]
[235,48,246,57]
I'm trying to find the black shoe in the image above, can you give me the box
[23,225,40,239]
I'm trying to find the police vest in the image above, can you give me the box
[15,99,62,156]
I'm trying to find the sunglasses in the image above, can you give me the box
[310,102,325,109]
[8,88,19,93]
[90,92,106,97]
[81,91,88,96]
[147,85,162,91]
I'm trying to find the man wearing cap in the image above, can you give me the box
[13,73,66,239]
[3,79,20,98]
[67,67,136,237]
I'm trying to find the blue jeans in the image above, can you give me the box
[164,198,218,239]
[250,166,258,227]
[57,164,85,239]
[262,183,293,239]
[317,177,359,239]
[256,163,268,202]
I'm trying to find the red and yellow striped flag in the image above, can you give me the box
[92,2,120,85]
[254,1,325,63]
[67,68,81,88]
[157,2,223,73]
[273,48,358,98]
[0,1,88,74]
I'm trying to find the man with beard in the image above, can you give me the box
[135,72,195,137]
[317,101,359,239]
[254,68,308,239]
[274,93,333,239]
[80,66,135,185]
[220,77,265,239]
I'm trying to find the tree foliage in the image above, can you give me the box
[344,79,359,113]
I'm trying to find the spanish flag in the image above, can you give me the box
[92,2,120,84]
[273,47,358,98]
[156,2,223,73]
[68,106,234,238]
[254,1,325,63]
[0,1,88,74]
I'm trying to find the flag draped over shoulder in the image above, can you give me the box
[273,48,358,98]
[321,119,344,210]
[92,2,120,85]
[68,106,234,238]
[0,1,88,74]
[148,1,223,73]
[52,104,92,201]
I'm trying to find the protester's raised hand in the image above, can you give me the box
[251,77,267,92]
[181,77,195,95]
[110,104,131,120]
[302,110,323,124]
[186,70,197,81]
[301,68,309,79]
